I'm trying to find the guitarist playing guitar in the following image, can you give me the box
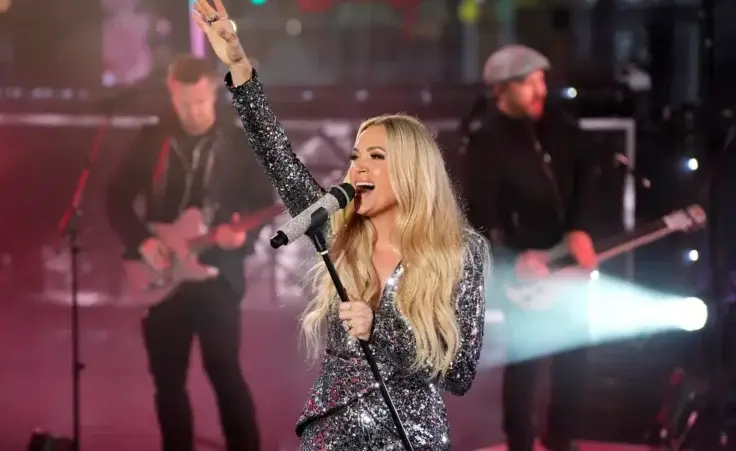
[106,54,273,451]
[465,45,597,451]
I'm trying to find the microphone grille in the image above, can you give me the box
[330,183,356,207]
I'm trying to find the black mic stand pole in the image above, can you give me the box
[457,93,488,156]
[304,208,415,451]
[53,109,113,451]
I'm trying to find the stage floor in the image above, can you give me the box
[0,292,657,451]
[478,441,654,451]
[0,297,507,451]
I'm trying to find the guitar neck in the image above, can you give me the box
[188,204,284,253]
[546,216,687,271]
[596,225,674,264]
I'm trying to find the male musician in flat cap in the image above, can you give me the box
[465,45,598,451]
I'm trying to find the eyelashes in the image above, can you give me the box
[349,154,385,161]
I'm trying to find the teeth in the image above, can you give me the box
[355,182,375,191]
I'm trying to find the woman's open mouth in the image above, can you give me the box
[355,182,375,193]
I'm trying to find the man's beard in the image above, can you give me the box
[526,99,545,119]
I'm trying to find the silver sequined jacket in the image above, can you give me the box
[226,72,489,448]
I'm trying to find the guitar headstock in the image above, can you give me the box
[662,204,707,232]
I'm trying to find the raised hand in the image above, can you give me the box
[192,0,252,77]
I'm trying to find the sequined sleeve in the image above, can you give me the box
[225,72,324,216]
[440,232,490,395]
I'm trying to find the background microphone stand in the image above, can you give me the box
[304,208,415,451]
[456,92,488,156]
[43,103,114,451]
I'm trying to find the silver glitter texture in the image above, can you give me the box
[275,186,347,246]
[227,73,489,450]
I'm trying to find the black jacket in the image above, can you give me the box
[465,105,596,265]
[106,110,274,298]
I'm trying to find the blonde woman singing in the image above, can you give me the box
[193,0,490,449]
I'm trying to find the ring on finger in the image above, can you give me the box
[206,12,220,25]
[343,321,352,332]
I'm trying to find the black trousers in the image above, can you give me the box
[142,278,260,451]
[501,302,589,451]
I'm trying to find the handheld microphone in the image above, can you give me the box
[270,183,355,249]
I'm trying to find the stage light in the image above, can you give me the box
[685,157,698,171]
[251,0,266,4]
[561,87,578,99]
[590,270,600,281]
[285,18,303,36]
[677,297,707,332]
[686,249,699,262]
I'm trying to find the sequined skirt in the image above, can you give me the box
[299,389,451,451]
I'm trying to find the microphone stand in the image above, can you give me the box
[53,108,112,451]
[457,93,488,156]
[304,208,415,451]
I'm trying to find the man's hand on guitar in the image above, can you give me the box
[214,213,247,250]
[139,237,172,271]
[566,230,597,270]
[515,250,550,278]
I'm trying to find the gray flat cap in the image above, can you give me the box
[482,45,551,86]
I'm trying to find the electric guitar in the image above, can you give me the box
[504,204,707,310]
[123,203,284,307]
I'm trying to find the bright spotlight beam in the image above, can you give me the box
[678,297,707,332]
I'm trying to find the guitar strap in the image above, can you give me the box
[150,137,171,217]
[198,130,222,226]
[152,139,171,187]
[527,121,567,227]
[497,124,569,301]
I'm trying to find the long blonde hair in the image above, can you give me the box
[301,114,468,378]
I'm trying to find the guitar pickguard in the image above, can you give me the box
[505,273,585,310]
[124,208,219,307]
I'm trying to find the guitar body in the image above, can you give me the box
[122,204,284,307]
[124,208,219,307]
[504,266,584,310]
